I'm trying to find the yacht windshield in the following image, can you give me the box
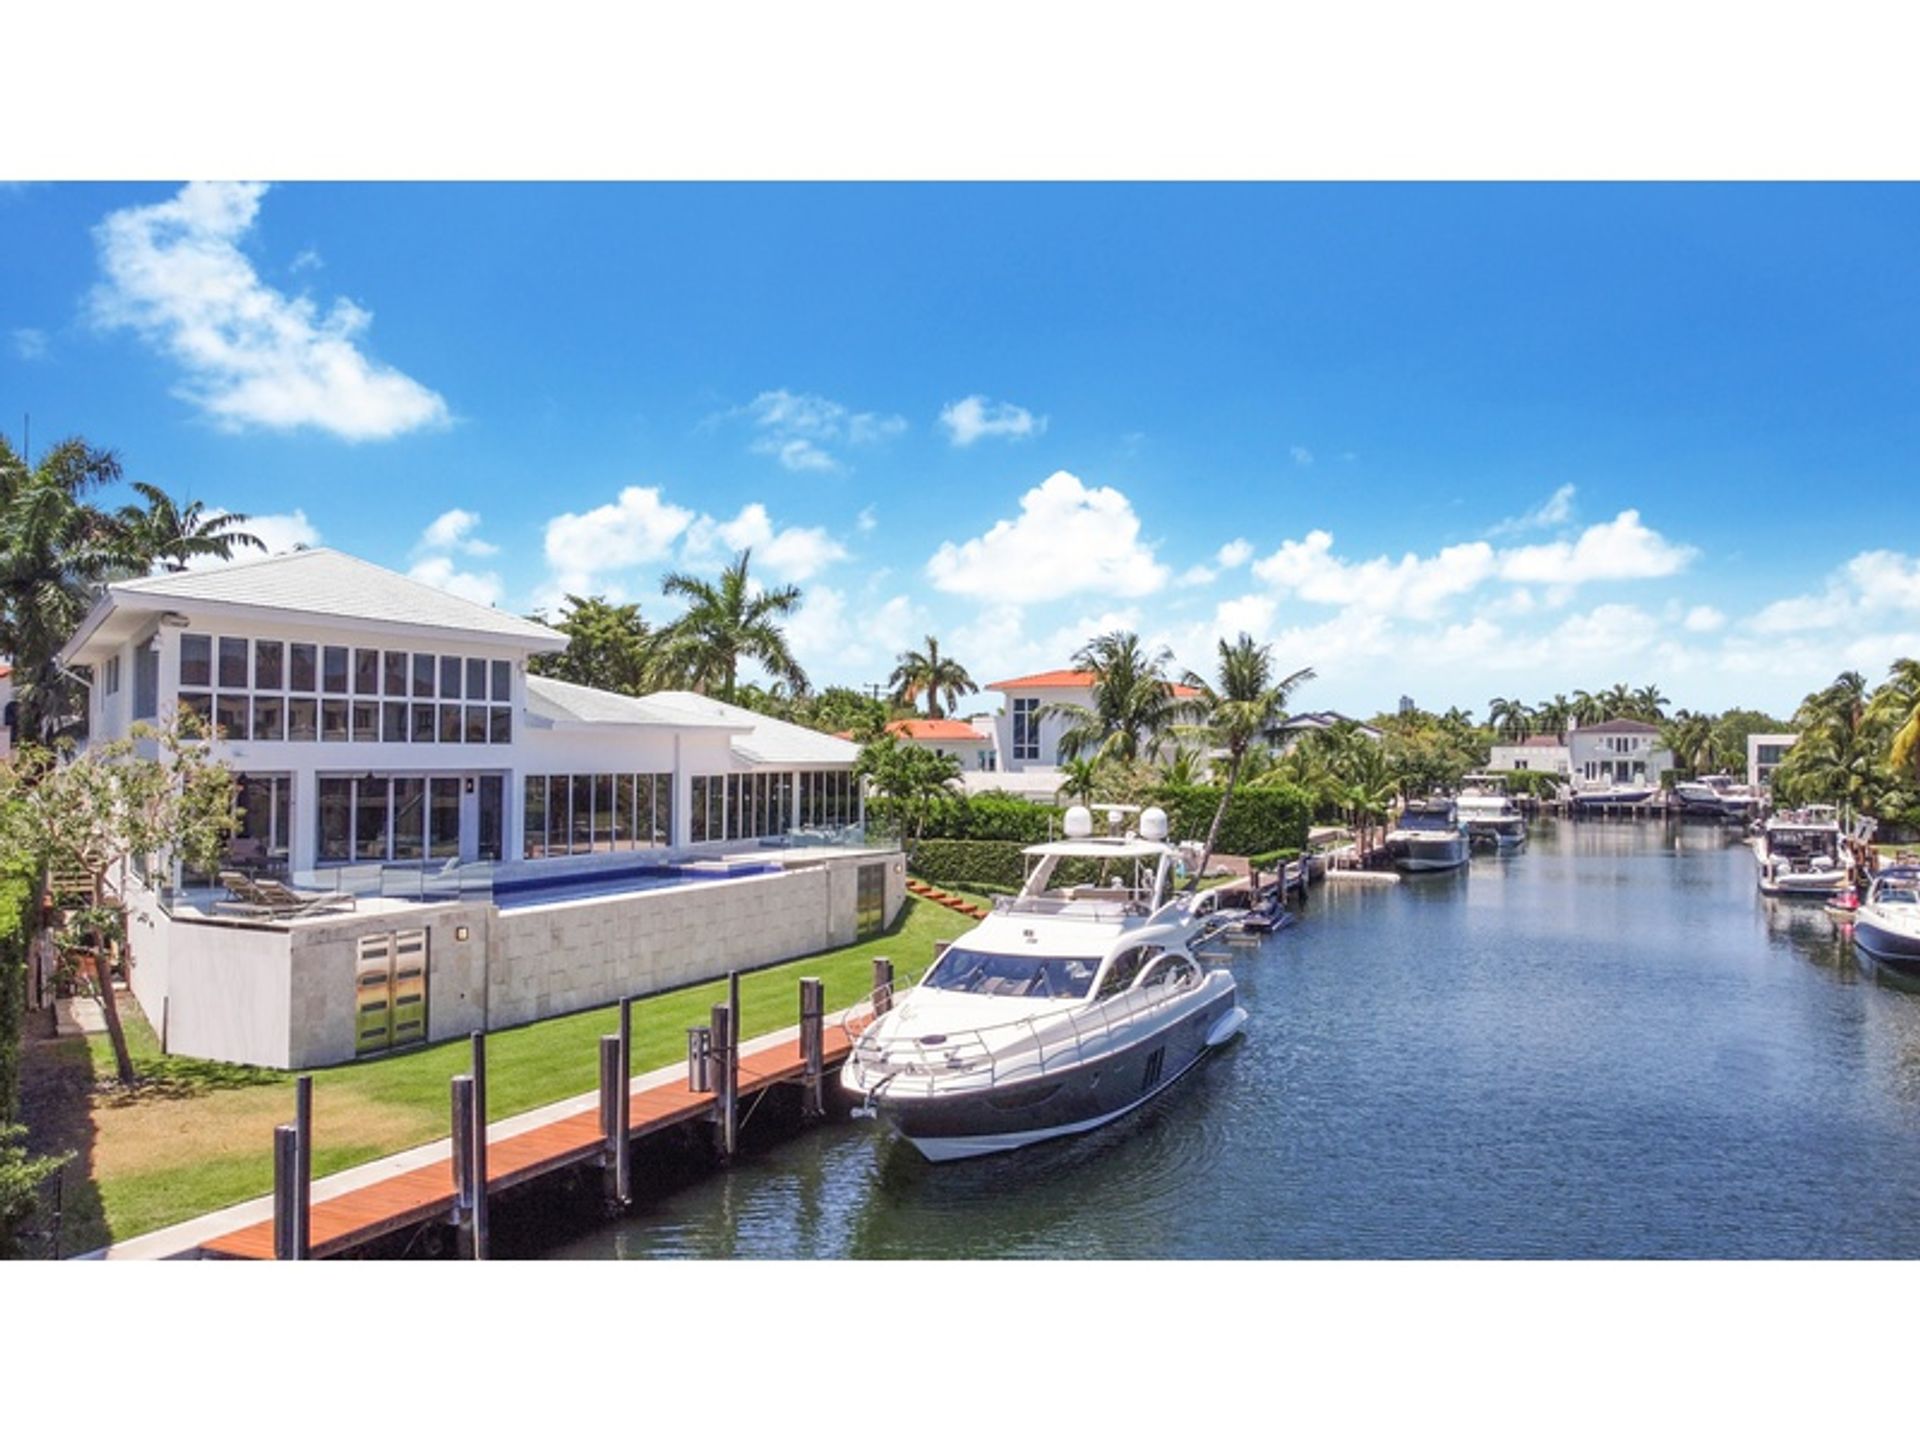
[922,947,1099,999]
[1877,886,1919,906]
[1400,811,1455,832]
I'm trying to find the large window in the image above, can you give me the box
[179,629,513,745]
[1011,697,1040,761]
[795,769,858,830]
[232,774,294,861]
[319,774,473,865]
[522,772,674,858]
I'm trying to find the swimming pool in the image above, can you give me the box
[493,862,782,910]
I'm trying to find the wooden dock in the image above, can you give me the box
[198,1023,856,1261]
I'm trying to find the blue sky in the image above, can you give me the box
[6,181,1920,720]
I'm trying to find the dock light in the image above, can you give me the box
[455,925,470,942]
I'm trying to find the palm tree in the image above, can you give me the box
[1158,743,1207,788]
[1180,633,1315,885]
[1054,756,1103,807]
[1488,696,1532,741]
[1776,670,1881,817]
[1870,659,1920,784]
[114,482,263,573]
[1631,683,1669,723]
[1570,689,1606,727]
[1660,709,1716,777]
[0,437,128,742]
[888,635,977,719]
[1599,682,1636,720]
[1535,694,1573,741]
[1046,631,1185,764]
[656,548,808,703]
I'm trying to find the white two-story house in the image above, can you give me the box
[61,548,866,875]
[1567,718,1674,789]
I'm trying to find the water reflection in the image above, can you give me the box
[544,818,1920,1259]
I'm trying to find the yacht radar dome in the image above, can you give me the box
[1140,806,1170,841]
[1062,805,1094,839]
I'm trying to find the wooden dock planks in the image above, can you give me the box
[199,1028,853,1260]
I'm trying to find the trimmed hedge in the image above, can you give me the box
[0,869,30,1126]
[910,839,1110,893]
[1151,783,1313,858]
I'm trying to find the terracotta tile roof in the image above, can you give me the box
[987,667,1200,698]
[886,718,988,742]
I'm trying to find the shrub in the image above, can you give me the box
[1151,783,1312,857]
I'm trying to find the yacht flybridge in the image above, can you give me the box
[842,805,1247,1162]
[1386,798,1471,871]
[1754,806,1852,898]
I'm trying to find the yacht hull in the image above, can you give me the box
[1392,836,1470,871]
[866,989,1242,1163]
[1854,914,1920,970]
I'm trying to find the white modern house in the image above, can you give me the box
[1487,733,1572,776]
[1269,710,1384,752]
[1747,733,1799,793]
[1567,718,1674,788]
[58,548,901,1069]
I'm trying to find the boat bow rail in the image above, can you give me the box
[842,972,1219,1094]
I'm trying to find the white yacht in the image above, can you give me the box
[1456,782,1528,852]
[1853,866,1920,971]
[1568,782,1659,811]
[1671,774,1760,821]
[841,805,1247,1162]
[1754,806,1852,898]
[1385,798,1471,871]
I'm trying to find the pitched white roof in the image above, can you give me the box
[66,549,564,658]
[524,675,744,729]
[643,691,862,766]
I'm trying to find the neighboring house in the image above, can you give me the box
[1269,710,1384,752]
[1487,733,1572,776]
[59,548,866,874]
[1747,733,1799,793]
[877,716,997,772]
[985,668,1200,775]
[1567,718,1674,788]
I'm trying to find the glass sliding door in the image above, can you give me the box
[429,778,461,859]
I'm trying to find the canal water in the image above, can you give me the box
[542,817,1920,1259]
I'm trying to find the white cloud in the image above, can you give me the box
[1252,530,1498,617]
[856,505,878,534]
[786,585,924,674]
[11,327,47,360]
[181,508,320,569]
[682,502,848,581]
[289,248,323,274]
[407,554,503,607]
[1177,563,1218,588]
[1747,548,1920,637]
[543,485,694,597]
[1489,482,1577,536]
[90,182,448,441]
[926,470,1170,603]
[1290,445,1314,466]
[738,389,905,472]
[1216,538,1254,569]
[417,508,499,557]
[1683,604,1726,633]
[1498,510,1696,584]
[938,395,1047,447]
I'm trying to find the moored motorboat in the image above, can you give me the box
[1386,797,1471,872]
[1754,805,1853,898]
[1456,786,1528,851]
[1672,774,1761,821]
[1569,782,1659,811]
[1853,867,1920,971]
[841,805,1246,1162]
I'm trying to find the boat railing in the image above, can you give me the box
[842,970,1207,1090]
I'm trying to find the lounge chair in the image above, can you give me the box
[213,874,355,920]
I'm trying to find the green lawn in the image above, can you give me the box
[25,894,975,1249]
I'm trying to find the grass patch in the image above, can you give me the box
[34,895,975,1247]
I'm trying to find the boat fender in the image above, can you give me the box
[1205,1006,1248,1047]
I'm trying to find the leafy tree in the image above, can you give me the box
[1179,634,1314,883]
[1660,709,1717,778]
[528,594,660,694]
[1710,707,1787,776]
[0,714,237,1085]
[0,1122,67,1259]
[888,635,977,720]
[657,549,808,703]
[1047,631,1185,764]
[856,733,961,850]
[796,685,891,741]
[1870,659,1920,785]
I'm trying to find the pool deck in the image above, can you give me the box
[85,1013,858,1260]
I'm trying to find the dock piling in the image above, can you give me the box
[710,1001,736,1159]
[450,1074,476,1246]
[873,956,894,1015]
[799,977,824,1119]
[598,1035,621,1144]
[469,1031,490,1261]
[271,1124,298,1260]
[614,997,633,1206]
[292,1074,313,1259]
